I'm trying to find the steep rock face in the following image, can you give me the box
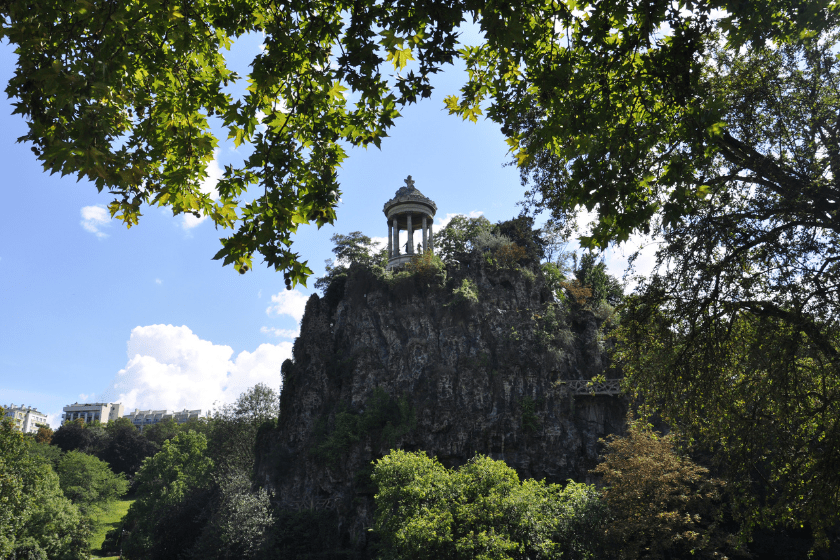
[255,256,626,550]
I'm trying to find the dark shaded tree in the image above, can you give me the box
[496,216,545,265]
[142,418,180,447]
[98,418,158,475]
[51,419,104,455]
[612,36,840,545]
[206,383,280,477]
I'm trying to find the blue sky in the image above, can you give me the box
[0,30,651,427]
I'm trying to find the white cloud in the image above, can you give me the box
[182,150,223,230]
[434,210,484,230]
[81,205,111,238]
[370,236,388,250]
[261,326,299,339]
[78,392,94,401]
[266,289,309,322]
[603,234,659,292]
[46,411,63,429]
[155,278,163,285]
[98,324,290,412]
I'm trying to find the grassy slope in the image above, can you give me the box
[90,498,134,560]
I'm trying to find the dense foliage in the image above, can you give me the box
[112,384,279,560]
[372,450,606,560]
[614,35,840,544]
[56,450,128,516]
[592,417,736,559]
[314,231,387,294]
[0,411,90,560]
[6,0,829,280]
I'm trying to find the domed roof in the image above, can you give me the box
[383,176,437,216]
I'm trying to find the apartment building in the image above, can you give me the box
[124,408,206,430]
[61,402,125,425]
[3,404,49,433]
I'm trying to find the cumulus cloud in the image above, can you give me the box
[182,150,223,230]
[260,326,299,339]
[155,278,163,285]
[265,289,308,322]
[370,236,388,250]
[97,324,290,412]
[46,412,63,429]
[81,205,111,238]
[434,210,484,230]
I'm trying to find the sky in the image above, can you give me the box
[0,29,655,428]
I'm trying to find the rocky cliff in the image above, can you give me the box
[254,254,627,555]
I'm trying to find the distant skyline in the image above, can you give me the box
[0,32,654,428]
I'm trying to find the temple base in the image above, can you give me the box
[386,254,415,270]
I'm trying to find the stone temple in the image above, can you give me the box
[383,176,437,270]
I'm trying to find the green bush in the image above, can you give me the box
[520,397,541,434]
[450,278,479,307]
[56,450,128,515]
[312,389,415,466]
[372,450,606,560]
[404,251,446,286]
[0,412,90,560]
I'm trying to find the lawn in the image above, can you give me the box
[89,498,134,560]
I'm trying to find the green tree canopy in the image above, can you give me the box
[314,231,387,293]
[372,449,606,560]
[6,0,828,281]
[592,416,736,559]
[121,430,215,558]
[142,417,181,447]
[573,253,623,307]
[207,383,280,476]
[99,417,160,475]
[613,35,840,545]
[432,214,493,263]
[56,450,128,515]
[0,412,90,560]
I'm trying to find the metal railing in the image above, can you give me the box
[563,379,622,396]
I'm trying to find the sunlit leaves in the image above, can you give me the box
[2,0,839,283]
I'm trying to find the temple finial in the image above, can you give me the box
[404,175,415,189]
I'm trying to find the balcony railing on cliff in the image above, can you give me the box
[563,379,622,396]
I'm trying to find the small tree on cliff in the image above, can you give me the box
[315,231,387,293]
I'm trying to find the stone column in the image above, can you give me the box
[392,217,399,255]
[407,214,414,254]
[428,220,434,253]
[387,221,393,258]
[422,215,428,252]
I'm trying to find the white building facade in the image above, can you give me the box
[3,404,49,433]
[124,408,206,430]
[61,402,125,425]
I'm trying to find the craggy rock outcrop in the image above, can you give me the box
[255,255,626,553]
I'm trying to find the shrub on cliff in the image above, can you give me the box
[372,450,606,560]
